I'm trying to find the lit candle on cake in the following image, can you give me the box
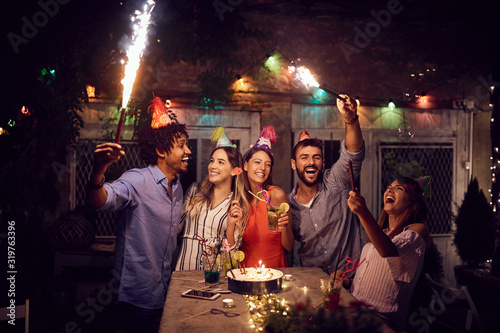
[257,260,263,273]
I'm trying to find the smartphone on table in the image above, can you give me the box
[181,289,221,300]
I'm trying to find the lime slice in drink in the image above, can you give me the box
[267,211,277,218]
[234,250,245,262]
[279,202,290,213]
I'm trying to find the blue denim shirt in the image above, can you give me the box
[288,141,365,275]
[99,165,183,309]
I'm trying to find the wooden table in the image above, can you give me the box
[159,266,391,333]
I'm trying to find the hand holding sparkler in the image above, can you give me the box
[336,94,358,124]
[93,143,125,173]
[347,190,370,219]
[115,0,156,143]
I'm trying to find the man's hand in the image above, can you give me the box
[92,143,125,175]
[336,94,357,123]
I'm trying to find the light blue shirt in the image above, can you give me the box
[99,165,183,309]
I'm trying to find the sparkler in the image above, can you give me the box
[115,0,156,143]
[348,159,355,191]
[289,65,346,102]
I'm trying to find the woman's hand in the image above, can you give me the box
[227,200,242,225]
[277,212,289,232]
[347,190,369,217]
[331,270,351,289]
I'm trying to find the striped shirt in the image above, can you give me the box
[175,183,232,270]
[351,227,426,329]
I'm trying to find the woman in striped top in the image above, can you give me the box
[340,176,432,330]
[175,145,249,270]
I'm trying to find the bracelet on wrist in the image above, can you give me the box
[345,114,359,125]
[88,175,105,190]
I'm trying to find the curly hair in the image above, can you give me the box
[137,123,188,165]
[291,138,324,160]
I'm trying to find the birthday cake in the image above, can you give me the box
[228,267,283,295]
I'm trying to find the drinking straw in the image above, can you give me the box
[195,233,213,271]
[223,239,236,278]
[334,257,366,290]
[179,310,211,322]
[211,243,222,272]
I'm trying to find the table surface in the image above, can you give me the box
[159,266,390,333]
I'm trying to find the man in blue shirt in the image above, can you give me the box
[86,98,191,332]
[288,95,364,275]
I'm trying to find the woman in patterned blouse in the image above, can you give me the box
[175,146,249,270]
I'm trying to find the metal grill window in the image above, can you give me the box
[379,143,454,234]
[74,141,145,238]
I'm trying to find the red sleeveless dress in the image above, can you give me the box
[241,186,288,268]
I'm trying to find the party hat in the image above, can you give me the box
[294,130,311,147]
[148,96,170,129]
[210,127,236,148]
[251,125,278,152]
[415,176,431,197]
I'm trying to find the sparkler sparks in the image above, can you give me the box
[290,65,320,89]
[115,0,156,143]
[289,64,346,102]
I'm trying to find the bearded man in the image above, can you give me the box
[288,95,365,275]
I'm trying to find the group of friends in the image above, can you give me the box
[85,95,432,332]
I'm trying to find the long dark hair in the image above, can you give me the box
[378,176,428,239]
[241,147,275,203]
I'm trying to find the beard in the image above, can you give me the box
[297,166,323,187]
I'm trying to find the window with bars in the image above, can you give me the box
[379,142,454,234]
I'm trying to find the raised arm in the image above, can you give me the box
[337,95,363,153]
[347,190,399,257]
[86,143,125,208]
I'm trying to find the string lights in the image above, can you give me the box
[490,84,499,213]
[229,48,444,108]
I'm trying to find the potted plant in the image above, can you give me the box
[453,177,496,268]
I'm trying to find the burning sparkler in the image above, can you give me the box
[288,64,346,102]
[115,0,156,143]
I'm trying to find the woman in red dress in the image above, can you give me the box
[238,126,294,268]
